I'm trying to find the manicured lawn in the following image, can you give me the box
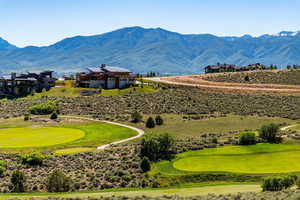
[127,114,295,138]
[24,80,157,98]
[0,117,137,153]
[0,127,84,148]
[155,143,300,174]
[0,183,260,199]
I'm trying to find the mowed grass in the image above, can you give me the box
[0,117,137,153]
[0,183,260,199]
[0,127,84,148]
[127,114,294,138]
[24,80,157,98]
[156,143,300,174]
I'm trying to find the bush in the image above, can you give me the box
[29,101,58,115]
[140,157,151,173]
[11,170,26,192]
[0,160,6,176]
[24,114,30,121]
[259,123,281,143]
[20,152,45,166]
[46,170,73,192]
[262,176,295,191]
[131,111,142,123]
[146,117,155,128]
[239,132,256,145]
[155,115,164,125]
[50,112,58,120]
[140,133,175,161]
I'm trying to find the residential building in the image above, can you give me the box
[76,64,135,89]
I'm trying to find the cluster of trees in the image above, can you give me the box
[140,133,175,162]
[20,152,45,167]
[262,175,298,192]
[239,123,281,145]
[10,169,72,193]
[29,100,58,115]
[286,64,300,69]
[131,111,164,128]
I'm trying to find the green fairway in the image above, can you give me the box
[0,117,137,153]
[155,144,300,174]
[0,127,84,148]
[0,183,260,199]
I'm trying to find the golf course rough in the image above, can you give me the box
[0,127,85,148]
[162,144,300,174]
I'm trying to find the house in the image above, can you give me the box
[0,71,56,97]
[204,64,242,73]
[204,63,269,73]
[76,64,135,89]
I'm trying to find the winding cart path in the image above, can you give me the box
[61,116,144,150]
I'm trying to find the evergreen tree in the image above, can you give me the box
[155,115,164,125]
[46,170,72,192]
[140,157,151,172]
[146,117,155,128]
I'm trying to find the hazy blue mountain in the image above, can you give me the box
[0,27,300,74]
[0,38,17,50]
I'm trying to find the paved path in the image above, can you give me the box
[61,116,144,150]
[281,124,298,131]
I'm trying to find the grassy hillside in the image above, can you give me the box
[125,114,294,138]
[203,69,300,85]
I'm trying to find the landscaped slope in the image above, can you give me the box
[203,70,300,85]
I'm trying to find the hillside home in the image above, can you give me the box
[76,64,134,89]
[204,63,270,73]
[0,71,56,97]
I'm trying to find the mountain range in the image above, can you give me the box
[1,27,300,75]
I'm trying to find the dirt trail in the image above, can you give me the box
[147,76,300,95]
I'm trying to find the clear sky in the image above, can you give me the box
[1,0,300,47]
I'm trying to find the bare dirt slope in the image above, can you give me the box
[153,75,300,95]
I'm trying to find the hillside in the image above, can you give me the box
[202,69,300,85]
[1,27,300,74]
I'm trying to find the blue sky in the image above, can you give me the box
[1,0,300,47]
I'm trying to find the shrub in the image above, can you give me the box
[29,101,58,115]
[24,114,30,121]
[11,170,26,192]
[259,123,281,143]
[155,115,164,125]
[140,133,175,161]
[50,112,58,120]
[131,111,142,123]
[262,176,295,191]
[20,152,45,166]
[146,117,155,128]
[46,170,73,192]
[140,157,151,173]
[0,160,6,176]
[239,132,256,145]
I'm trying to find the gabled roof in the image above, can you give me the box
[103,66,131,73]
[87,65,131,73]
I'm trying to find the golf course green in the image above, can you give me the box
[155,143,300,174]
[0,127,85,148]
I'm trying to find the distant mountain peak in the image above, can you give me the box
[0,37,17,50]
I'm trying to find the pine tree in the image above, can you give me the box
[11,170,26,192]
[146,117,155,128]
[155,115,164,125]
[140,157,151,172]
